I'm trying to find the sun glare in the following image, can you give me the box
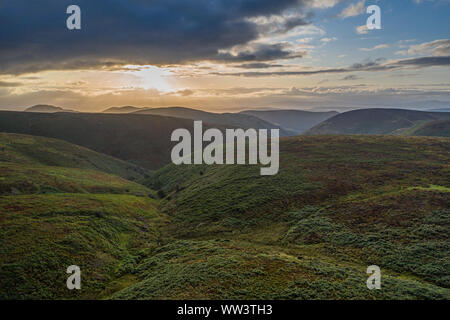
[126,65,173,92]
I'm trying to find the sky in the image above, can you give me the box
[0,0,449,112]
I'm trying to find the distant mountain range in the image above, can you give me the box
[24,104,77,113]
[306,108,450,135]
[240,109,338,134]
[103,106,145,113]
[8,106,450,150]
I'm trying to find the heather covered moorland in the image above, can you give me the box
[1,133,448,299]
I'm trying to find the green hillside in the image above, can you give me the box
[0,133,163,299]
[0,194,163,299]
[0,133,149,181]
[0,162,151,196]
[306,109,450,135]
[1,133,449,299]
[136,135,450,299]
[403,119,450,137]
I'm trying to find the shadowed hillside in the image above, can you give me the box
[0,133,149,180]
[306,109,450,135]
[0,133,151,195]
[132,106,294,136]
[0,111,223,169]
[241,109,338,134]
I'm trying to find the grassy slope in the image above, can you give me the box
[0,194,164,299]
[0,133,149,181]
[0,133,164,299]
[0,163,151,196]
[124,135,450,299]
[0,133,152,195]
[403,119,450,138]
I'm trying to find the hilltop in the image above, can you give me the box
[306,108,450,135]
[102,106,145,113]
[241,109,338,134]
[24,105,77,113]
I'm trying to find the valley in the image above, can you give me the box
[0,133,448,299]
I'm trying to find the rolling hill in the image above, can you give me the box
[0,133,151,195]
[132,106,294,136]
[0,133,163,299]
[403,119,450,138]
[103,106,145,114]
[306,108,450,135]
[0,111,224,169]
[24,105,77,113]
[0,133,149,180]
[241,109,338,134]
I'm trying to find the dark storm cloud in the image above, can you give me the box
[235,63,284,69]
[0,0,309,74]
[215,43,305,62]
[392,56,450,67]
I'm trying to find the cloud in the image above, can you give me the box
[215,43,305,62]
[210,56,450,77]
[0,81,23,87]
[341,75,362,81]
[360,44,391,51]
[392,56,450,67]
[321,37,338,42]
[234,63,284,69]
[339,0,365,18]
[0,0,313,75]
[307,0,346,9]
[396,39,450,56]
[356,24,369,34]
